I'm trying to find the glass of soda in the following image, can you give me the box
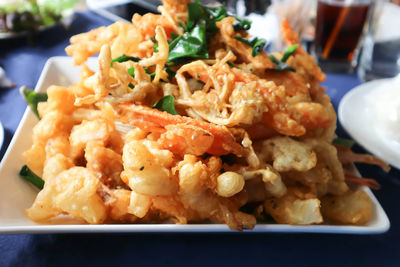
[313,0,372,73]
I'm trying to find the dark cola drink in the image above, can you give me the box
[314,0,371,72]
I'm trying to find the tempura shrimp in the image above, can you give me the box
[118,104,246,156]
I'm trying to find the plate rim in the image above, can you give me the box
[0,56,391,234]
[338,77,400,169]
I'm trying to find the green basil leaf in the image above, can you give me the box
[168,20,208,63]
[170,32,180,43]
[168,2,255,65]
[186,2,224,33]
[186,2,206,30]
[333,137,355,148]
[152,95,179,115]
[128,83,135,89]
[168,2,230,65]
[111,54,140,67]
[19,165,44,190]
[281,44,299,62]
[20,86,48,119]
[178,21,189,32]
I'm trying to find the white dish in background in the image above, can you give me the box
[0,57,390,234]
[339,77,400,170]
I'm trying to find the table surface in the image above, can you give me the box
[0,11,399,267]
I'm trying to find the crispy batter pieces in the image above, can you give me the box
[23,0,379,230]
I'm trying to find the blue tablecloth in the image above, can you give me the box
[0,11,399,266]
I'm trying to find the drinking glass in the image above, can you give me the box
[357,0,400,81]
[313,0,372,73]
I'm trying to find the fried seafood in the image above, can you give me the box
[321,190,372,225]
[26,167,107,224]
[264,188,323,225]
[22,0,383,230]
[216,17,275,70]
[335,144,390,173]
[118,104,246,156]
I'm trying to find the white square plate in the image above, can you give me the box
[0,57,390,234]
[339,77,400,170]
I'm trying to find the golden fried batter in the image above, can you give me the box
[23,0,378,230]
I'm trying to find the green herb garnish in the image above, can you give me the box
[233,16,252,31]
[127,66,156,80]
[170,32,180,43]
[126,68,136,88]
[167,1,258,63]
[127,67,135,77]
[266,44,298,72]
[333,137,355,148]
[127,68,135,88]
[234,36,267,57]
[268,56,295,72]
[151,36,159,53]
[251,38,267,57]
[178,20,189,32]
[111,54,140,67]
[152,95,179,115]
[20,86,48,119]
[186,1,226,32]
[234,36,251,46]
[144,67,156,79]
[19,165,44,190]
[281,44,299,62]
[168,20,209,63]
[164,65,176,81]
[203,4,228,22]
[227,62,238,68]
[168,1,230,63]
